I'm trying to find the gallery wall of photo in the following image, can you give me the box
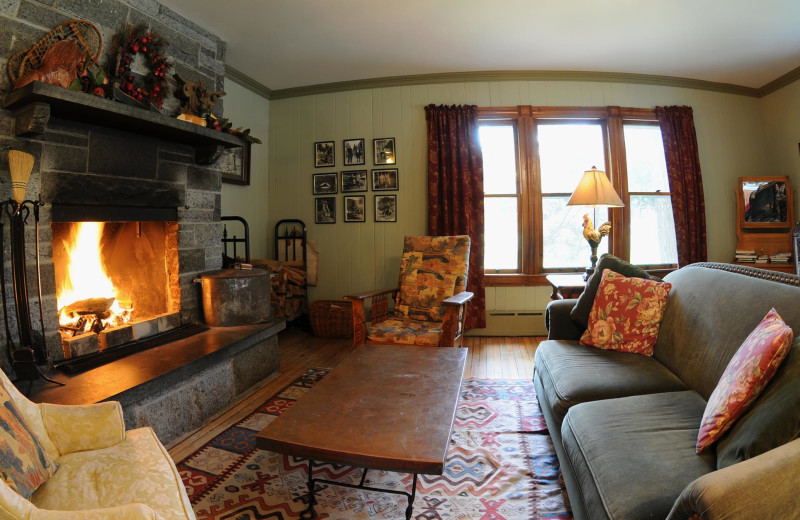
[312,138,398,225]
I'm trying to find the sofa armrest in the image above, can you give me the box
[667,437,800,519]
[40,401,126,456]
[30,503,159,519]
[545,299,584,341]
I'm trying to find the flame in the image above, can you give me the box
[57,222,132,333]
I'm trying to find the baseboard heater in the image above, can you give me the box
[468,310,548,336]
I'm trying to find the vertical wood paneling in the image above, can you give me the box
[267,78,767,310]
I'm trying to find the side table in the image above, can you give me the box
[545,274,587,300]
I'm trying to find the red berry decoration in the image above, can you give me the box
[112,24,170,110]
[93,87,105,96]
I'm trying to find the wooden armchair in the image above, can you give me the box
[344,236,473,348]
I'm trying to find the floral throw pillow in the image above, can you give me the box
[696,308,793,453]
[0,384,59,498]
[579,269,672,356]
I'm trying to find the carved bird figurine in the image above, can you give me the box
[582,214,612,247]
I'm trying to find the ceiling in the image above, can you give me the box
[159,0,800,92]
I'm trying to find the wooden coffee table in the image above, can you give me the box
[256,344,467,519]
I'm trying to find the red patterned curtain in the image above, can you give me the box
[655,105,708,266]
[425,104,485,329]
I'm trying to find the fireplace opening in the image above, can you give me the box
[51,220,181,359]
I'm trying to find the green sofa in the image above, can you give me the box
[534,262,800,520]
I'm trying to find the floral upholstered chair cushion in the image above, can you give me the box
[580,269,672,356]
[0,384,59,498]
[696,308,793,453]
[367,319,443,346]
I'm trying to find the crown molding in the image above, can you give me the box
[758,65,800,97]
[268,70,760,100]
[224,65,272,99]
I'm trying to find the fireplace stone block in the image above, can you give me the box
[63,332,99,358]
[98,324,134,351]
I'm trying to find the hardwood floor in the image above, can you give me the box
[167,329,544,460]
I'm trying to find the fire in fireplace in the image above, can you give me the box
[51,219,181,359]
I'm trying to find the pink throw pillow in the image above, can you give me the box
[696,308,793,453]
[580,269,672,356]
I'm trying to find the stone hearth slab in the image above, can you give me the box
[28,320,284,443]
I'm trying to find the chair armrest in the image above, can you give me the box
[667,437,800,519]
[40,401,125,456]
[344,288,397,301]
[545,299,584,341]
[31,503,159,519]
[443,291,474,306]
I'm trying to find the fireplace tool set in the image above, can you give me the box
[1,150,62,385]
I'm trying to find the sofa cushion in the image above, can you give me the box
[716,337,800,468]
[0,384,59,498]
[570,254,660,329]
[562,391,715,520]
[697,308,793,453]
[534,340,686,425]
[580,269,672,356]
[31,427,194,520]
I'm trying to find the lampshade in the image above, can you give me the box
[566,166,624,207]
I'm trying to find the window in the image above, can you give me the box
[478,106,678,282]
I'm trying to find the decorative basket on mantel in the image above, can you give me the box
[6,19,102,83]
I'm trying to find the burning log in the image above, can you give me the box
[60,297,115,317]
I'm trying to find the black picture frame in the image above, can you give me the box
[373,137,396,165]
[343,138,366,166]
[314,141,335,167]
[372,168,399,191]
[312,173,338,195]
[341,170,368,193]
[315,197,336,224]
[375,195,397,222]
[221,142,251,185]
[344,195,366,222]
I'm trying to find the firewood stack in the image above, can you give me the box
[251,259,307,321]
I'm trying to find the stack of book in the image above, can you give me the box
[755,254,769,264]
[769,251,792,264]
[735,249,757,262]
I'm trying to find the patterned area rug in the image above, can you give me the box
[177,369,572,519]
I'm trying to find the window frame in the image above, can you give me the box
[478,106,677,286]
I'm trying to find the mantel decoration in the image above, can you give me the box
[109,24,170,110]
[7,19,102,90]
[173,73,224,127]
[567,166,624,280]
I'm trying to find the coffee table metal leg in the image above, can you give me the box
[405,473,419,520]
[300,459,317,520]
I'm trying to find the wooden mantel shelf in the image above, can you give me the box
[3,81,244,164]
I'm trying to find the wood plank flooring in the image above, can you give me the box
[167,329,544,460]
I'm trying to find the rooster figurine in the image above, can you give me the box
[581,214,612,280]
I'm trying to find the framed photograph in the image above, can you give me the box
[372,168,399,191]
[373,137,396,165]
[341,170,368,193]
[314,141,335,167]
[312,173,338,194]
[375,195,397,222]
[344,195,366,222]
[315,197,336,224]
[343,138,365,166]
[220,141,251,185]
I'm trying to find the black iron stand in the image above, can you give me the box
[1,197,63,385]
[299,459,419,520]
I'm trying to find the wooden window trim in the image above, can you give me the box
[479,105,678,279]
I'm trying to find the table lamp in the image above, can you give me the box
[567,166,624,280]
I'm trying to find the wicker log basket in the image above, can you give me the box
[7,19,102,84]
[309,300,353,338]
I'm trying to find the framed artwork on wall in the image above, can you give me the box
[220,141,251,185]
[372,168,398,191]
[315,197,336,224]
[375,195,397,222]
[314,141,335,167]
[341,170,368,192]
[312,173,338,194]
[343,138,365,166]
[344,195,366,222]
[373,137,396,165]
